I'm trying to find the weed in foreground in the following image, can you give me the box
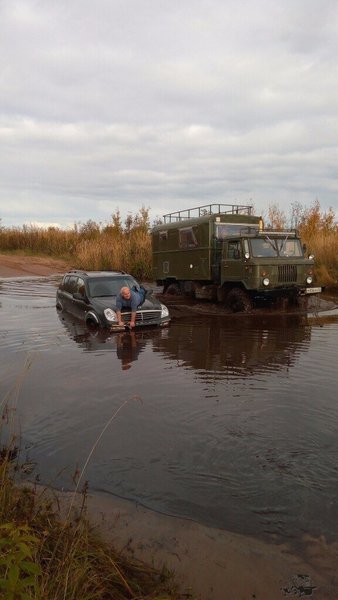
[0,386,182,599]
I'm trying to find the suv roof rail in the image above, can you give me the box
[163,203,254,223]
[68,269,88,275]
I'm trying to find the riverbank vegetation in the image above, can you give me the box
[265,200,337,287]
[0,201,337,286]
[0,436,179,599]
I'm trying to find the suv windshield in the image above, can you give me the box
[88,276,139,297]
[250,237,303,258]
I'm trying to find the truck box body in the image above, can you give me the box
[151,204,321,309]
[152,211,261,283]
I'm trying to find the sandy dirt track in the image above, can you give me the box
[0,254,71,277]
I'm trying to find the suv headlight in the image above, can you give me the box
[104,308,118,322]
[306,276,313,285]
[262,278,270,286]
[160,304,169,318]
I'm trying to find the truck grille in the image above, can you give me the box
[121,310,161,323]
[278,265,297,283]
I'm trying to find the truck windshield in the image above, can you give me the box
[250,239,278,257]
[277,238,303,257]
[250,237,303,258]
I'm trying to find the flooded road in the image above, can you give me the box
[1,276,338,548]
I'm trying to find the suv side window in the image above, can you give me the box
[75,277,86,296]
[65,275,78,294]
[227,240,241,259]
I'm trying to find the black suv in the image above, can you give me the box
[56,270,170,329]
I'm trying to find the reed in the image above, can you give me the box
[301,228,338,286]
[0,208,153,280]
[1,203,337,285]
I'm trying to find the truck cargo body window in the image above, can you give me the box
[215,223,256,239]
[159,231,168,241]
[179,227,198,248]
[250,239,278,257]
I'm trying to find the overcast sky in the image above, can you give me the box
[1,0,337,228]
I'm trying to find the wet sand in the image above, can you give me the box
[2,254,338,598]
[60,489,337,600]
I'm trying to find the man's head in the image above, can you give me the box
[120,286,131,300]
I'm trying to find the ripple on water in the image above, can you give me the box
[1,277,338,544]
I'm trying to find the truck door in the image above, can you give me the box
[221,239,244,283]
[211,237,223,283]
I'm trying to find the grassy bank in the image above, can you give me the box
[0,447,180,599]
[0,203,337,285]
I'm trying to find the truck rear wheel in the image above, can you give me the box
[226,288,252,313]
[166,283,182,295]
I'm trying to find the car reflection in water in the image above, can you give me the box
[57,308,162,370]
[58,307,311,379]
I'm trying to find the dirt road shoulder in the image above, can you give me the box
[0,254,71,277]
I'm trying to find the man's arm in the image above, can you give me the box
[115,296,124,326]
[116,310,124,326]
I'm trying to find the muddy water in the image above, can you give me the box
[1,276,338,547]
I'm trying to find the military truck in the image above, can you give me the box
[151,203,321,311]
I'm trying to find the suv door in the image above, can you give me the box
[72,277,88,320]
[62,275,79,314]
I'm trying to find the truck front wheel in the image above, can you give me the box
[226,288,253,313]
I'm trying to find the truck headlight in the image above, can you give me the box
[306,276,313,285]
[263,278,270,286]
[104,308,118,322]
[161,304,169,318]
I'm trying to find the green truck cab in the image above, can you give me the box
[152,204,321,311]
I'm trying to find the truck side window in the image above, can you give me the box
[179,227,198,249]
[228,240,241,259]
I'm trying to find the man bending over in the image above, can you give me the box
[116,286,145,328]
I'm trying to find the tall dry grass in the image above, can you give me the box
[1,203,337,285]
[301,228,338,286]
[75,228,152,279]
[0,209,153,280]
[265,200,338,286]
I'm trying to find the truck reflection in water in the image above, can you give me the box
[58,309,311,378]
[151,314,311,377]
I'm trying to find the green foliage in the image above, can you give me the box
[0,523,41,599]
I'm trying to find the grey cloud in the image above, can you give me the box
[0,0,337,227]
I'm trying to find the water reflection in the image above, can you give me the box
[2,279,337,545]
[58,308,311,378]
[152,314,311,378]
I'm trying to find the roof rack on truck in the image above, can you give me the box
[163,203,253,223]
